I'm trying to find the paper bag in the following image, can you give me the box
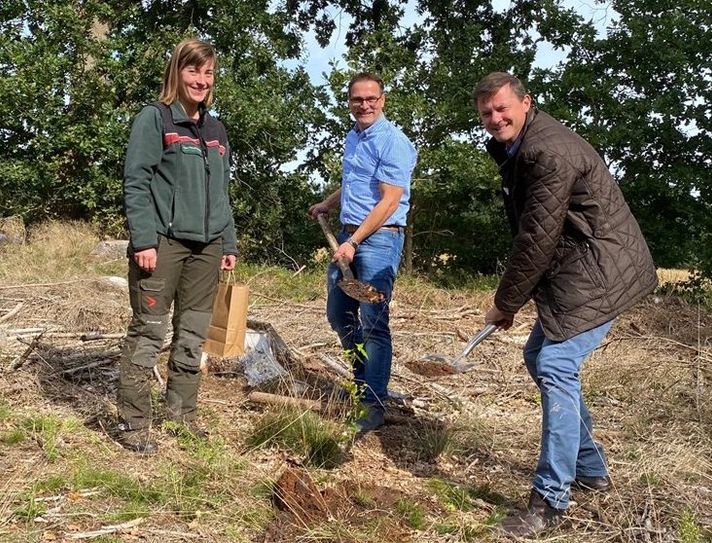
[203,278,249,358]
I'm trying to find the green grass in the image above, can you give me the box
[20,413,82,462]
[0,221,126,284]
[678,507,706,543]
[413,417,490,462]
[247,407,345,469]
[413,421,452,461]
[72,463,165,507]
[427,477,507,512]
[396,497,425,530]
[0,400,12,421]
[1,427,26,445]
[640,472,661,486]
[352,488,377,508]
[433,521,486,541]
[232,262,325,302]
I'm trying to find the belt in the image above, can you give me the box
[344,224,404,234]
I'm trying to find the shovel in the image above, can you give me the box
[406,323,498,377]
[316,214,385,304]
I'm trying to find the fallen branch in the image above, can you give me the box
[80,332,124,341]
[0,302,23,324]
[67,517,144,539]
[0,279,86,290]
[317,354,351,379]
[152,366,165,388]
[60,356,119,375]
[247,391,411,426]
[11,332,45,370]
[248,391,321,411]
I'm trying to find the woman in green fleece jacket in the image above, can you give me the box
[117,38,237,454]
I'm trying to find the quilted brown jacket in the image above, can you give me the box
[486,107,657,341]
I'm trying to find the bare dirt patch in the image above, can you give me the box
[1,254,711,542]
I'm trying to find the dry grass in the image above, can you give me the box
[0,222,711,542]
[657,268,692,285]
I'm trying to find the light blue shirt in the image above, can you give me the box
[339,115,417,227]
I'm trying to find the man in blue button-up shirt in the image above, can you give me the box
[309,72,417,432]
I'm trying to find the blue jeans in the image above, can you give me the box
[326,227,404,407]
[524,318,614,510]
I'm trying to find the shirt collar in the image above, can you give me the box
[353,113,387,135]
[506,130,524,157]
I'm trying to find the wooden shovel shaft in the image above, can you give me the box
[316,214,354,279]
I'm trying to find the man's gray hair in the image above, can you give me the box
[473,72,527,102]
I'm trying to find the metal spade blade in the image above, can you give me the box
[406,323,498,376]
[316,214,385,304]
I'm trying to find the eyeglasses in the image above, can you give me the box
[348,94,383,106]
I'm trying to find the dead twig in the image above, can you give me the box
[10,331,45,369]
[67,517,144,539]
[60,356,119,375]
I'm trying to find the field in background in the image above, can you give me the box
[0,222,710,543]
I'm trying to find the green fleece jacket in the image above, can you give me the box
[123,102,238,254]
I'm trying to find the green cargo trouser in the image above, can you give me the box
[117,235,222,430]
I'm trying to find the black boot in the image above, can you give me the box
[119,427,158,455]
[499,489,564,537]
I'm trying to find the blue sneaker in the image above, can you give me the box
[354,405,385,433]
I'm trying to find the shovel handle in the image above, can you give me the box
[316,214,355,280]
[452,323,498,365]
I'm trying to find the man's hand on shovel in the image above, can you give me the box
[314,213,385,304]
[485,305,515,330]
[332,239,356,263]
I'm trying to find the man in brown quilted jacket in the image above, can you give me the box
[474,72,657,537]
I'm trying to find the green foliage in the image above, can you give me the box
[20,413,81,461]
[427,477,506,512]
[537,0,712,273]
[72,465,165,506]
[656,274,712,309]
[395,497,425,530]
[247,407,345,469]
[0,0,324,264]
[413,421,452,462]
[0,400,12,421]
[678,507,702,543]
[640,472,661,486]
[3,0,710,275]
[1,428,26,445]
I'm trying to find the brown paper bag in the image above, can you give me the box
[203,274,249,358]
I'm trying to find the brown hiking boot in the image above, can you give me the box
[574,475,611,492]
[499,489,564,537]
[120,428,158,455]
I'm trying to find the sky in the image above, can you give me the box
[297,0,617,86]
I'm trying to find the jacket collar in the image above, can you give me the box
[169,101,208,126]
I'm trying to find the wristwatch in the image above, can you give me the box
[346,237,359,250]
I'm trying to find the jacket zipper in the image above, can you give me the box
[189,120,211,243]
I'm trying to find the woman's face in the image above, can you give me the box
[178,60,214,109]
